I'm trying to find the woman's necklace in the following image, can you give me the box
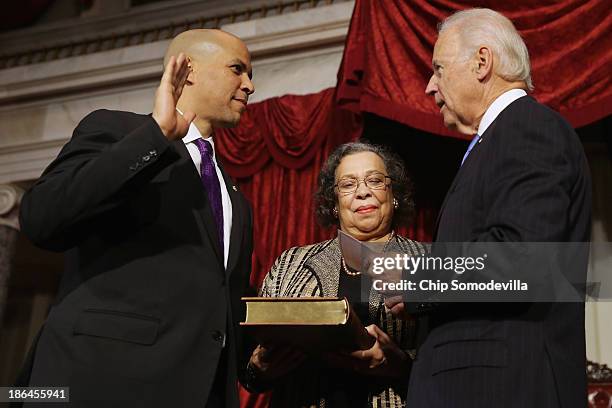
[341,231,395,276]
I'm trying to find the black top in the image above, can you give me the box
[325,268,375,407]
[338,266,372,326]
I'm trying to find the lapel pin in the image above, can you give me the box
[232,185,238,191]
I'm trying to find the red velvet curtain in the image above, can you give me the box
[1,0,54,30]
[216,89,362,288]
[336,0,612,139]
[216,88,436,291]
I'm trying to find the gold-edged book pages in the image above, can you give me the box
[241,297,375,352]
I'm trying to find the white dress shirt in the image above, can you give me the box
[478,88,527,136]
[182,123,233,269]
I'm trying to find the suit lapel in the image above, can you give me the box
[433,153,468,240]
[218,161,244,276]
[172,140,224,267]
[433,126,492,240]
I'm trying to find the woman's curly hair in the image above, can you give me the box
[315,142,415,228]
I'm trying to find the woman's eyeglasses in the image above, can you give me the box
[334,173,392,195]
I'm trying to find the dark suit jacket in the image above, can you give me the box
[406,96,592,408]
[18,109,253,407]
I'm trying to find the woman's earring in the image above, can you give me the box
[333,207,339,218]
[393,198,399,210]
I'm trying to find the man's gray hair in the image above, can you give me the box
[439,8,533,91]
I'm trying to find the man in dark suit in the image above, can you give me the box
[17,29,254,407]
[401,8,592,408]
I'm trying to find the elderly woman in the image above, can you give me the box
[243,142,424,407]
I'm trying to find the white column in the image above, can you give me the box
[585,142,612,367]
[0,184,24,325]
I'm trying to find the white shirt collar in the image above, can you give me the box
[477,88,527,136]
[177,109,217,162]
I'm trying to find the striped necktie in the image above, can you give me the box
[461,133,481,166]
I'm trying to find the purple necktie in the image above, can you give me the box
[194,139,224,250]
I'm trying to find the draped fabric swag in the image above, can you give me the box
[216,88,362,288]
[336,0,612,139]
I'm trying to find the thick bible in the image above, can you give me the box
[241,297,375,352]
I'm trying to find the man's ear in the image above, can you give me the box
[475,46,493,81]
[186,57,194,85]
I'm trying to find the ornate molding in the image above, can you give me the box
[0,184,24,230]
[0,0,350,70]
[0,139,67,184]
[0,1,352,105]
[588,360,612,383]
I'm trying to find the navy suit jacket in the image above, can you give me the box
[406,96,592,408]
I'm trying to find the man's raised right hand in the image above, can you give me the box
[152,53,196,140]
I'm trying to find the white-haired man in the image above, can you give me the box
[405,8,591,408]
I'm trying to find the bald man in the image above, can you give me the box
[17,29,255,407]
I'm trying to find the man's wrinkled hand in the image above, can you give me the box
[384,296,412,320]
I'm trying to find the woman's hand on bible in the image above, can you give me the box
[249,344,306,382]
[326,324,410,378]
